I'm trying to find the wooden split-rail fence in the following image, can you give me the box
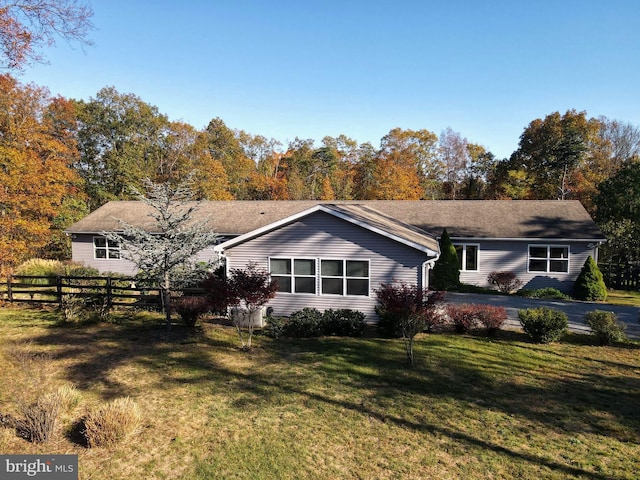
[0,275,204,310]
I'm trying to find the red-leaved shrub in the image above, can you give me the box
[446,304,479,333]
[487,271,522,294]
[475,305,508,335]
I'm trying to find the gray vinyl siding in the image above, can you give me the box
[71,234,219,275]
[223,211,430,321]
[455,239,597,293]
[71,234,138,275]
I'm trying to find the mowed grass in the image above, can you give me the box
[607,289,640,307]
[0,307,639,479]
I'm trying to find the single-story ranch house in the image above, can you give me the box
[65,200,606,320]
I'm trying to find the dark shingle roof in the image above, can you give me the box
[65,200,605,241]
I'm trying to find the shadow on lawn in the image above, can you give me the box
[16,316,640,478]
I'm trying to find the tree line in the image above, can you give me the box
[1,74,640,275]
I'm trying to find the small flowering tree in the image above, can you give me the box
[203,263,278,350]
[105,176,219,330]
[375,282,445,365]
[229,264,278,350]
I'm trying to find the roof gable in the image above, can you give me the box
[215,204,440,256]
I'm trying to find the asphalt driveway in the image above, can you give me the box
[445,292,640,339]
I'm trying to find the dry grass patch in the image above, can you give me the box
[83,396,141,447]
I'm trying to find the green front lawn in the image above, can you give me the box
[606,289,640,307]
[0,307,639,479]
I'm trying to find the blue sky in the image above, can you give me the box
[18,0,640,159]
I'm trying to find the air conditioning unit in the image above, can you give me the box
[230,307,266,327]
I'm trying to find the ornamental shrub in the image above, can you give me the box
[375,283,446,338]
[321,309,367,337]
[263,315,285,339]
[518,307,568,343]
[516,287,570,300]
[446,304,479,333]
[17,393,62,444]
[283,308,325,337]
[574,256,607,301]
[279,308,367,338]
[375,283,446,365]
[171,295,210,327]
[14,259,99,280]
[431,229,460,291]
[475,305,508,335]
[83,397,141,448]
[585,310,627,345]
[487,271,522,294]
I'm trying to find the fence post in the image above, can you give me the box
[7,275,13,303]
[56,275,63,308]
[106,277,113,310]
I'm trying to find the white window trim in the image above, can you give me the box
[454,243,480,272]
[320,258,370,297]
[93,236,120,260]
[269,257,371,297]
[269,257,317,295]
[527,245,570,274]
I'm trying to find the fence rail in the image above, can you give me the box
[0,275,201,309]
[599,262,640,291]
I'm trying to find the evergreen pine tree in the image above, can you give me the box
[432,229,461,290]
[574,256,607,301]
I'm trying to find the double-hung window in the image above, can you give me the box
[269,258,369,296]
[270,258,316,294]
[454,244,479,271]
[93,236,120,259]
[528,245,569,273]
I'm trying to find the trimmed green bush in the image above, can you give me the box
[283,308,325,337]
[574,256,607,301]
[518,307,568,343]
[431,229,460,291]
[321,309,366,337]
[263,316,285,339]
[277,308,367,338]
[516,287,571,300]
[585,310,627,345]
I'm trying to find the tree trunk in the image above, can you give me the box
[163,271,172,331]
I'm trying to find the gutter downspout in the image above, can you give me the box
[422,253,440,290]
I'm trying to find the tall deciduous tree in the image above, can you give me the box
[379,127,440,198]
[351,142,378,199]
[463,143,498,199]
[598,116,640,165]
[157,121,233,200]
[105,177,219,330]
[594,160,640,264]
[0,74,84,273]
[204,118,256,200]
[508,110,601,200]
[0,0,93,70]
[438,127,470,199]
[75,86,170,209]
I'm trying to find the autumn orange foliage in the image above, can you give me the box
[0,75,83,274]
